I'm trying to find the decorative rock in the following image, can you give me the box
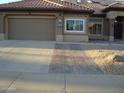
[113,55,124,62]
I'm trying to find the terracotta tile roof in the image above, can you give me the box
[103,2,124,12]
[0,0,93,13]
[80,1,107,14]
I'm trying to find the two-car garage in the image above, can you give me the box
[7,16,56,41]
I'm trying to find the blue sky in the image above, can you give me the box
[0,0,21,4]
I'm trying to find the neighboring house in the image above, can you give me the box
[0,0,124,42]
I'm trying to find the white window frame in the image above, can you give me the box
[65,18,86,33]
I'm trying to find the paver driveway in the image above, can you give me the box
[0,40,102,74]
[49,44,102,74]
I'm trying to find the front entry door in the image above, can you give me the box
[114,22,123,40]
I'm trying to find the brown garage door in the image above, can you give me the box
[8,17,56,41]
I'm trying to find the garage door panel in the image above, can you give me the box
[8,18,56,41]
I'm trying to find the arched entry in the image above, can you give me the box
[114,16,123,40]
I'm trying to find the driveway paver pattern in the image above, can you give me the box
[49,44,103,74]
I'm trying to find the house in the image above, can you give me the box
[0,0,124,42]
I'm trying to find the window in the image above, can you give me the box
[65,19,85,32]
[89,23,102,35]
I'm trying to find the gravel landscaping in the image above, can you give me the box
[83,44,124,75]
[49,43,124,75]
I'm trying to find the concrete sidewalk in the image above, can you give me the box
[0,72,124,93]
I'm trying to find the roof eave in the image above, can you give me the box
[103,7,124,12]
[0,8,94,14]
[90,13,106,17]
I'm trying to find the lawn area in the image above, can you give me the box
[83,44,124,75]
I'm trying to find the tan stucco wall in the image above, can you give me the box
[103,18,110,40]
[56,13,64,41]
[0,33,4,40]
[0,12,91,42]
[56,35,63,42]
[63,34,88,42]
[0,14,5,40]
[123,21,124,40]
[109,19,115,41]
[0,14,4,33]
[89,35,108,40]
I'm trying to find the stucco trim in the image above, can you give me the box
[0,33,5,40]
[109,36,114,41]
[56,35,63,42]
[63,35,88,42]
[5,17,8,39]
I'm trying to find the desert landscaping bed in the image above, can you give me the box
[49,43,124,75]
[83,44,124,75]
